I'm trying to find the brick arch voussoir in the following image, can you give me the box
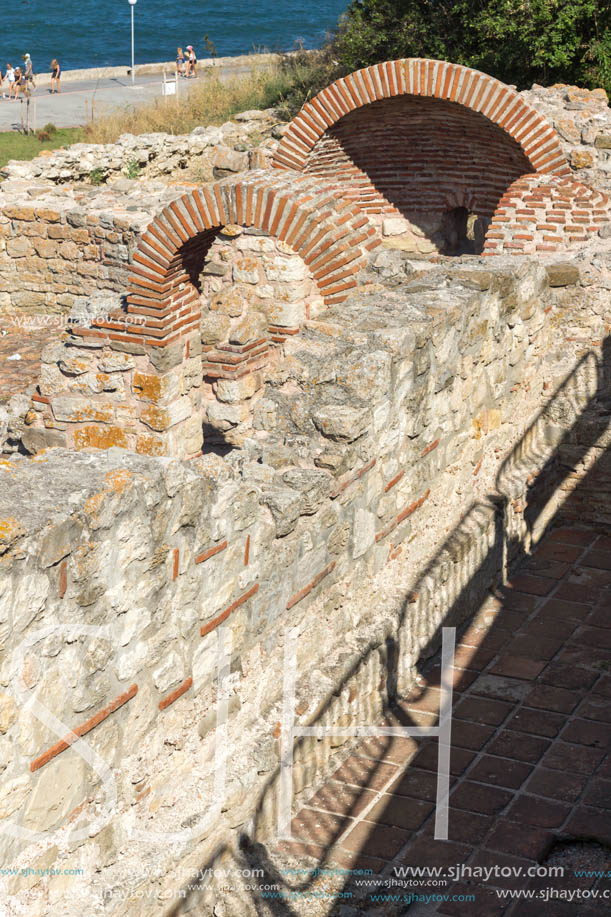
[125,171,371,342]
[273,59,570,178]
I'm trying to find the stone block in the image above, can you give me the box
[132,371,167,404]
[148,340,183,372]
[201,260,229,276]
[6,237,31,258]
[260,485,303,537]
[216,373,262,403]
[281,468,333,514]
[98,350,135,372]
[233,257,260,284]
[312,404,371,443]
[73,425,129,450]
[51,395,114,424]
[201,311,231,345]
[58,355,91,375]
[206,401,250,431]
[261,299,306,327]
[228,311,266,345]
[570,149,596,169]
[264,256,307,283]
[210,288,246,317]
[546,263,580,287]
[141,396,192,431]
[135,433,166,456]
[0,775,31,818]
[594,133,611,149]
[22,427,67,454]
[108,339,146,355]
[211,145,248,176]
[383,217,410,236]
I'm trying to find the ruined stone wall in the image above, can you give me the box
[22,173,376,458]
[521,84,611,193]
[0,182,180,314]
[0,111,281,186]
[1,80,609,316]
[1,257,608,911]
[0,196,141,314]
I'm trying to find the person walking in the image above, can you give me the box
[176,47,185,77]
[50,59,61,93]
[14,67,28,98]
[6,63,16,100]
[186,45,197,78]
[23,53,35,89]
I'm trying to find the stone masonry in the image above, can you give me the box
[0,249,609,912]
[0,59,610,915]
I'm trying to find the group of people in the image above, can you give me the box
[176,45,197,78]
[0,56,61,100]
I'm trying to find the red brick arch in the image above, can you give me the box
[484,172,610,255]
[73,171,377,350]
[273,59,569,177]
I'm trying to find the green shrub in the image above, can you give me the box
[124,158,141,179]
[89,167,104,185]
[333,0,611,95]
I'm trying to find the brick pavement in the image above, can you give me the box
[277,525,611,915]
[0,317,62,403]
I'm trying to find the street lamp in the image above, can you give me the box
[128,0,137,85]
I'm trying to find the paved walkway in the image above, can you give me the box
[278,525,611,914]
[0,59,268,131]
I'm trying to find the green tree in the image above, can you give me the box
[333,0,611,94]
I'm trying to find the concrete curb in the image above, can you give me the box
[32,53,281,88]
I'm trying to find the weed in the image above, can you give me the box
[89,167,105,185]
[124,158,141,179]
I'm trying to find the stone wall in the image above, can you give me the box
[0,110,281,185]
[521,83,611,193]
[0,181,177,314]
[0,254,608,911]
[0,76,609,316]
[22,172,376,458]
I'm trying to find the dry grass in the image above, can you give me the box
[83,65,298,145]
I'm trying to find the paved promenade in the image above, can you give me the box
[0,55,273,131]
[277,526,611,914]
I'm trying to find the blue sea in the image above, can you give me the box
[2,0,348,73]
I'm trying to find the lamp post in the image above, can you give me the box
[128,0,137,84]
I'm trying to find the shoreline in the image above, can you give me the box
[32,52,284,88]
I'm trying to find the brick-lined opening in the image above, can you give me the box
[274,59,570,256]
[296,95,534,253]
[31,170,376,458]
[484,172,611,255]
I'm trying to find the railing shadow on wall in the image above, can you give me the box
[166,336,610,916]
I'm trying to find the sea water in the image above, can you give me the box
[2,0,348,73]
